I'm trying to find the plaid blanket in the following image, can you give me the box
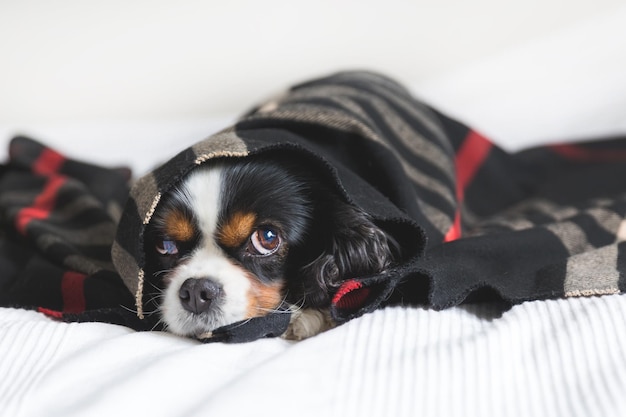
[2,71,626,342]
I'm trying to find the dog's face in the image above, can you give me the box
[144,156,396,337]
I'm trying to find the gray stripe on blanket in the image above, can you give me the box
[191,128,249,164]
[564,244,621,297]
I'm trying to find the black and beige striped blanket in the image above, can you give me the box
[2,71,626,342]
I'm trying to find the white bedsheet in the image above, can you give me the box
[2,6,626,417]
[2,296,626,417]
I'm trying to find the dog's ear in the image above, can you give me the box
[299,201,398,306]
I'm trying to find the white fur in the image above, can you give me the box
[282,308,335,341]
[161,166,252,337]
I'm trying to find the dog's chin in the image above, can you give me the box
[162,307,230,337]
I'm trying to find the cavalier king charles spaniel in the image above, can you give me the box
[143,154,398,340]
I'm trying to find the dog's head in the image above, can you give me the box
[143,155,397,337]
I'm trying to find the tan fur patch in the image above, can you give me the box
[164,210,195,242]
[246,277,284,318]
[218,212,257,248]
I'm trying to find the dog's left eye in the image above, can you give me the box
[156,239,179,256]
[249,227,282,256]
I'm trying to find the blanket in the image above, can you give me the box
[2,71,626,342]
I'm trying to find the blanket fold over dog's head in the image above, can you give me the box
[111,70,626,341]
[112,71,449,335]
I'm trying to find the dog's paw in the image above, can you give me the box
[282,308,335,341]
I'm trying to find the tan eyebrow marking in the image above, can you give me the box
[164,210,196,242]
[218,211,257,248]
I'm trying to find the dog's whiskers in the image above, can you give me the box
[254,306,293,314]
[119,304,139,314]
[119,303,160,317]
[150,317,166,332]
[253,293,305,315]
[153,269,173,278]
[145,294,164,306]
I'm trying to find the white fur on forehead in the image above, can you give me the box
[183,166,223,238]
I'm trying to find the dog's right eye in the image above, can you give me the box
[156,239,179,256]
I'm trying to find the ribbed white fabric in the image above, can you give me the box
[331,296,626,417]
[2,294,625,417]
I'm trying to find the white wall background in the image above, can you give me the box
[0,0,625,174]
[0,0,623,124]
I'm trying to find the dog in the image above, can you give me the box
[142,153,398,340]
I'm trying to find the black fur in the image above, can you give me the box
[295,201,399,306]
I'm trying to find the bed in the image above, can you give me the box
[2,6,626,417]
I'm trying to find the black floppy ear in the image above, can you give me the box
[299,201,398,306]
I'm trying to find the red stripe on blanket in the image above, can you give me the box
[61,271,87,313]
[444,211,462,242]
[33,148,66,175]
[332,279,371,311]
[550,144,626,162]
[16,176,66,235]
[455,131,493,201]
[37,307,64,319]
[444,131,493,242]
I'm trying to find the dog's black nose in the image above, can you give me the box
[179,278,222,314]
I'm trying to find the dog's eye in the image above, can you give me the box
[156,239,179,256]
[249,227,281,256]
